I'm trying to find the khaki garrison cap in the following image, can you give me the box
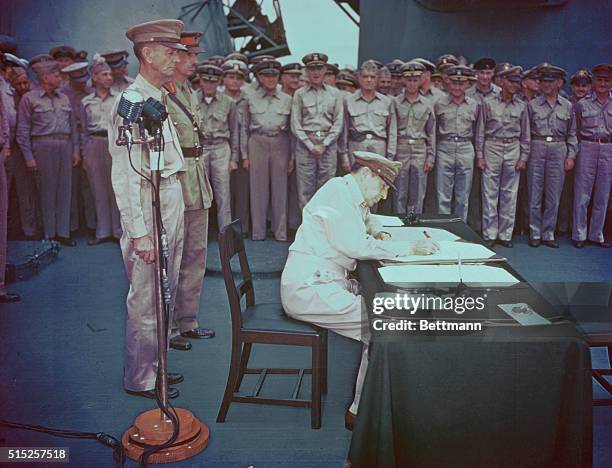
[353,151,402,191]
[126,19,187,51]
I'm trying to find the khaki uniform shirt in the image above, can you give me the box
[528,94,578,159]
[340,90,397,159]
[420,86,446,106]
[475,93,531,161]
[197,90,239,162]
[16,88,79,161]
[239,87,292,160]
[394,92,436,163]
[466,83,500,103]
[107,74,184,238]
[80,89,117,149]
[434,94,480,140]
[111,76,135,94]
[290,83,344,150]
[167,79,213,211]
[574,94,612,140]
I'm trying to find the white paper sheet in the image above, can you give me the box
[369,214,404,227]
[498,303,552,326]
[378,264,520,286]
[386,241,496,264]
[386,227,460,242]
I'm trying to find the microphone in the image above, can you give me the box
[117,90,145,123]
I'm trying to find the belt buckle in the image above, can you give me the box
[453,136,459,142]
[408,138,415,144]
[545,136,553,142]
[315,131,322,138]
[366,133,372,140]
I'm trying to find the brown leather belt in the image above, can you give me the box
[90,130,108,137]
[581,136,612,144]
[532,135,565,143]
[181,146,202,158]
[32,134,70,141]
[488,137,519,143]
[398,137,426,145]
[349,130,385,142]
[200,137,227,146]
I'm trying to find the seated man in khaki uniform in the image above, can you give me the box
[281,151,439,430]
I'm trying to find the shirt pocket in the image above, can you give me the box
[211,109,229,130]
[604,107,612,128]
[372,108,389,130]
[581,109,599,129]
[301,99,317,119]
[275,107,291,129]
[554,108,570,132]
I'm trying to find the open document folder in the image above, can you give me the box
[378,264,520,287]
[386,227,460,242]
[379,240,501,265]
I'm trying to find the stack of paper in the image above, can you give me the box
[378,264,520,287]
[369,214,404,227]
[386,227,460,242]
[380,241,500,266]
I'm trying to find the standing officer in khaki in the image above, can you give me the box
[291,53,344,209]
[475,65,530,248]
[101,50,135,93]
[165,32,215,352]
[340,60,397,171]
[572,63,612,249]
[197,63,239,231]
[414,58,445,105]
[394,61,436,215]
[80,56,122,245]
[223,59,251,237]
[434,65,481,221]
[527,65,578,248]
[241,59,293,241]
[108,19,188,399]
[16,60,80,246]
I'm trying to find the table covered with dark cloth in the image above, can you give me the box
[347,216,592,468]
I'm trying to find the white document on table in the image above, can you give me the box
[384,241,496,264]
[498,303,552,326]
[369,214,404,227]
[386,227,460,242]
[378,264,520,286]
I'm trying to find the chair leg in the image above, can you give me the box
[217,338,243,423]
[321,330,328,394]
[311,340,322,429]
[235,342,252,391]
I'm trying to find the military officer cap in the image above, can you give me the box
[180,31,204,54]
[592,63,612,79]
[337,72,359,88]
[431,70,442,80]
[473,58,496,71]
[190,74,200,86]
[101,50,129,69]
[522,66,540,81]
[91,54,111,75]
[446,65,474,82]
[401,60,426,77]
[494,62,512,76]
[253,59,281,75]
[1,52,28,69]
[249,54,275,65]
[281,62,303,75]
[437,61,456,74]
[75,50,88,62]
[386,59,404,76]
[326,63,340,75]
[436,54,459,69]
[49,45,76,60]
[126,19,187,51]
[61,62,90,82]
[206,55,225,67]
[197,63,224,81]
[225,52,248,64]
[537,63,566,81]
[497,64,523,82]
[0,35,18,54]
[302,52,328,67]
[31,60,60,79]
[360,59,381,72]
[29,54,54,67]
[368,59,384,70]
[353,151,403,191]
[570,68,592,85]
[413,58,435,73]
[222,59,248,78]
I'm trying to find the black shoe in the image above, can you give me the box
[529,239,541,248]
[345,408,356,431]
[542,240,559,249]
[484,239,496,249]
[181,327,215,339]
[497,240,513,248]
[573,240,585,249]
[55,236,76,247]
[87,236,114,246]
[167,372,184,385]
[588,240,611,248]
[125,387,179,399]
[0,293,21,303]
[169,336,192,351]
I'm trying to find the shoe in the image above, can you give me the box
[125,387,179,399]
[87,236,113,246]
[497,240,513,248]
[55,236,76,247]
[572,240,585,249]
[528,239,541,248]
[484,239,496,248]
[167,372,184,385]
[169,336,192,351]
[345,408,356,431]
[181,327,215,339]
[0,293,21,303]
[542,240,559,249]
[588,240,611,248]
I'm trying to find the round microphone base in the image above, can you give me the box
[122,407,209,463]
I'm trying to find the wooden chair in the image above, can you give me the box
[216,220,328,428]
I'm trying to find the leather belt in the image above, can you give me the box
[181,146,202,158]
[488,137,519,143]
[532,135,565,143]
[90,130,108,137]
[200,137,227,146]
[398,137,426,145]
[581,136,612,144]
[252,130,288,137]
[349,130,384,142]
[440,135,471,142]
[32,134,70,141]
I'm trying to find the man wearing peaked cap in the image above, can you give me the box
[281,149,439,430]
[393,60,436,216]
[281,62,302,96]
[569,68,592,105]
[519,66,540,102]
[205,55,225,67]
[386,59,404,96]
[164,28,215,351]
[224,52,248,64]
[292,51,343,209]
[16,59,80,246]
[336,71,359,94]
[107,18,188,399]
[325,63,340,87]
[571,63,612,248]
[413,58,445,105]
[436,54,459,69]
[433,64,481,222]
[101,50,134,93]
